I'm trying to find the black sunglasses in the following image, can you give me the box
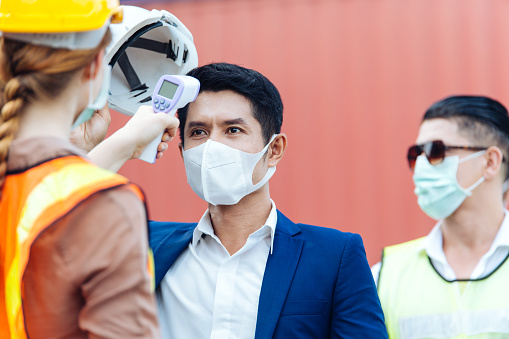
[407,140,487,170]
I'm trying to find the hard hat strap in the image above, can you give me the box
[108,21,165,94]
[130,38,178,62]
[108,22,163,67]
[117,53,148,92]
[108,20,189,94]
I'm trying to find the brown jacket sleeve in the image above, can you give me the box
[23,186,160,338]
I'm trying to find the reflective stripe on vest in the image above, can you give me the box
[0,155,150,339]
[378,238,509,339]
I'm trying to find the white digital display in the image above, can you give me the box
[158,80,179,99]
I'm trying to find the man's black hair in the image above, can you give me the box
[177,63,283,146]
[424,95,509,179]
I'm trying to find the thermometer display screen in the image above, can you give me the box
[158,80,179,100]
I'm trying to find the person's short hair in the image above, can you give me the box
[177,63,283,146]
[423,95,509,179]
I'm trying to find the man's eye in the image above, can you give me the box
[191,129,206,136]
[228,127,241,134]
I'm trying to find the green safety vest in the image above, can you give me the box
[378,237,509,339]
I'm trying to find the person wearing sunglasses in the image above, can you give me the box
[372,95,509,338]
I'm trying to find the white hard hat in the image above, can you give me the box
[105,6,198,116]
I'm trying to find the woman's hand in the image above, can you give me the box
[70,106,111,152]
[88,105,180,172]
[119,105,179,160]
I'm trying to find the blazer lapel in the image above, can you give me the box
[255,211,303,339]
[152,226,194,287]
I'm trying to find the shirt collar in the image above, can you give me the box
[419,210,509,262]
[191,200,278,254]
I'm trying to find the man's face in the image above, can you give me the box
[181,90,269,184]
[415,118,486,189]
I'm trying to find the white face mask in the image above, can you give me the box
[72,63,111,130]
[183,135,277,205]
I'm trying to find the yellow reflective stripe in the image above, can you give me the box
[5,246,20,339]
[148,248,155,291]
[17,163,117,244]
[6,163,122,336]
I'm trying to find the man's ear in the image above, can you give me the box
[83,50,104,80]
[484,146,504,180]
[268,133,287,167]
[178,143,184,159]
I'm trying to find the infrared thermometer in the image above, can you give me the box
[138,75,200,163]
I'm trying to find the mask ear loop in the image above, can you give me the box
[246,134,278,187]
[463,176,485,195]
[458,150,487,163]
[458,150,487,194]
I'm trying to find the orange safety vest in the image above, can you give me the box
[0,155,152,339]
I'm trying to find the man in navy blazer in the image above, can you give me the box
[149,63,387,338]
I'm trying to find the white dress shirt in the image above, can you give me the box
[372,210,509,285]
[156,201,277,339]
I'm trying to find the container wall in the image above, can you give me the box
[112,0,509,264]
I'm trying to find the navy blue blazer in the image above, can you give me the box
[149,210,387,339]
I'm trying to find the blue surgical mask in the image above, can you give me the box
[71,63,111,130]
[413,151,486,220]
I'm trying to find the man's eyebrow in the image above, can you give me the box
[222,118,248,126]
[186,121,208,129]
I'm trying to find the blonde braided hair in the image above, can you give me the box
[0,31,111,196]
